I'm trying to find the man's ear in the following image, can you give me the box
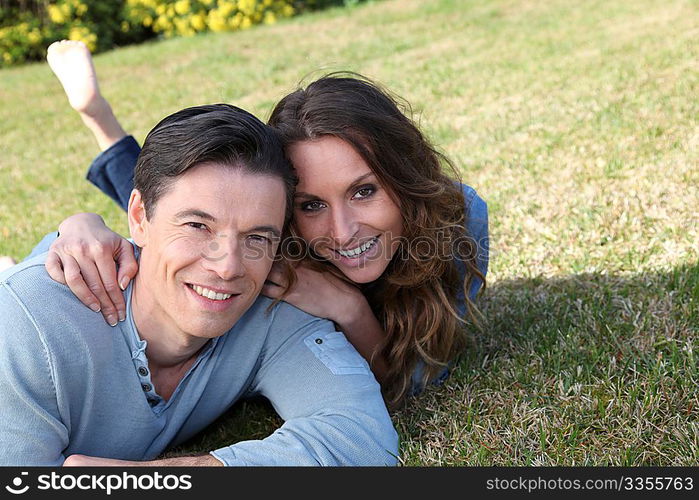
[127,189,148,248]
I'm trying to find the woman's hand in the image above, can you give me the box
[45,213,138,326]
[263,261,389,381]
[263,261,364,326]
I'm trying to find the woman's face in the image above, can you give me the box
[288,136,404,284]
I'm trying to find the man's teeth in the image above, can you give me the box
[337,237,377,258]
[191,285,233,301]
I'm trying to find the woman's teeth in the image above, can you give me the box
[190,284,233,301]
[337,237,377,258]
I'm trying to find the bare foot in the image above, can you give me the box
[0,256,16,273]
[47,40,104,116]
[47,40,127,151]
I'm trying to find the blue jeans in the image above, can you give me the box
[86,135,141,212]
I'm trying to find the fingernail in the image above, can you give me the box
[90,303,101,313]
[119,278,130,291]
[107,315,118,327]
[118,310,125,322]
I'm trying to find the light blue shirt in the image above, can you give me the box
[0,252,398,466]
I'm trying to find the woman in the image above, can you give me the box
[44,40,488,407]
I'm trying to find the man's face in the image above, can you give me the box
[129,163,286,341]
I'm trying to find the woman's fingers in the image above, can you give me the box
[115,240,138,290]
[71,254,120,326]
[60,255,103,315]
[45,251,68,285]
[93,247,126,323]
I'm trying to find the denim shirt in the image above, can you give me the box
[409,182,489,392]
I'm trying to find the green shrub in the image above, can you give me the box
[0,0,366,67]
[1,0,138,66]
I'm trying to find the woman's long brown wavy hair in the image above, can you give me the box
[269,73,485,407]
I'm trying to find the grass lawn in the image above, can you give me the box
[1,0,697,465]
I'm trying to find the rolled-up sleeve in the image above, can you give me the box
[466,188,489,300]
[211,321,398,466]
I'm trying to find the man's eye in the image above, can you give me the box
[248,234,271,244]
[186,222,208,230]
[300,201,326,212]
[353,185,376,200]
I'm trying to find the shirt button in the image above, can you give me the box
[138,366,149,377]
[315,338,323,345]
[141,383,152,392]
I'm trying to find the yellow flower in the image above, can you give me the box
[263,11,276,24]
[68,26,97,52]
[28,29,42,45]
[47,5,66,24]
[218,1,236,17]
[207,11,228,32]
[75,2,88,16]
[174,0,191,16]
[238,0,254,15]
[282,4,294,17]
[191,12,207,31]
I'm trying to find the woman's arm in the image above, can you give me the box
[332,294,389,383]
[45,213,138,326]
[263,263,389,383]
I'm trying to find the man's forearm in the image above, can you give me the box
[63,454,223,466]
[144,455,223,466]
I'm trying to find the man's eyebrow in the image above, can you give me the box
[246,226,282,238]
[174,209,217,222]
[294,172,376,200]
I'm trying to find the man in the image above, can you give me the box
[0,104,398,466]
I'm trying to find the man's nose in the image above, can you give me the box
[201,235,246,280]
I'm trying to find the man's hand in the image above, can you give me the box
[63,454,223,466]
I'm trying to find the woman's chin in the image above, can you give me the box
[332,260,388,284]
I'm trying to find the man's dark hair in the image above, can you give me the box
[135,103,296,226]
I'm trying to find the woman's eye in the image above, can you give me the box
[299,201,326,212]
[352,185,376,200]
[186,222,208,231]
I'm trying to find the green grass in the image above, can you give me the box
[1,0,697,465]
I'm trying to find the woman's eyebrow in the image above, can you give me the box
[294,172,376,200]
[346,172,375,191]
